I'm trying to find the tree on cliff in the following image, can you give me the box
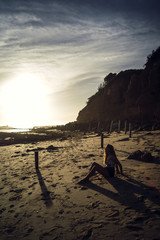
[145,46,160,67]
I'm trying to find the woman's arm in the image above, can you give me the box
[116,159,123,174]
[104,152,108,165]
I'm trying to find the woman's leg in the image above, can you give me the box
[89,162,97,171]
[83,162,109,181]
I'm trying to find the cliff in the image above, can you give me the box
[77,47,160,127]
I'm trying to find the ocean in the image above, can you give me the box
[0,128,30,133]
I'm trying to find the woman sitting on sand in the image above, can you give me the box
[79,144,123,184]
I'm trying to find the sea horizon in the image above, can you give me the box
[0,123,66,133]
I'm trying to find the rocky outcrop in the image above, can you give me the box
[77,47,160,127]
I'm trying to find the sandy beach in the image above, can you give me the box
[0,130,160,240]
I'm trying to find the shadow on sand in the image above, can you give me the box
[83,176,160,213]
[36,169,53,208]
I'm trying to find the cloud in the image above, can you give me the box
[47,73,101,123]
[0,0,160,125]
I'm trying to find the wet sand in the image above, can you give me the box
[0,130,160,240]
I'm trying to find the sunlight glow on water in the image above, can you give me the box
[0,128,30,133]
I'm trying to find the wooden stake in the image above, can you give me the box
[101,133,104,148]
[118,120,120,133]
[124,120,127,134]
[129,123,132,138]
[35,151,39,169]
[88,123,90,132]
[109,120,113,133]
[97,122,100,132]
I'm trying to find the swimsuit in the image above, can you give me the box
[105,156,115,177]
[106,167,115,177]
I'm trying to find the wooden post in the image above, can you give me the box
[129,123,132,138]
[109,120,113,134]
[88,123,91,132]
[35,151,39,169]
[97,122,100,132]
[124,120,127,134]
[101,133,104,148]
[118,120,120,133]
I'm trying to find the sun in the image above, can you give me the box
[0,73,50,128]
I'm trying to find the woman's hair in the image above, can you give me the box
[104,144,117,163]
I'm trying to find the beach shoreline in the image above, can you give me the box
[0,127,83,147]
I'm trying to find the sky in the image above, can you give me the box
[0,0,160,128]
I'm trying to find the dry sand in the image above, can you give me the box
[0,130,160,240]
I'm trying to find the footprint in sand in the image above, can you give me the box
[82,228,92,240]
[134,216,148,223]
[51,184,57,187]
[66,188,71,193]
[59,209,64,214]
[110,211,119,217]
[80,186,88,190]
[9,204,14,208]
[126,225,143,231]
[11,155,20,158]
[22,153,29,157]
[4,226,16,234]
[81,165,89,168]
[24,228,34,237]
[9,195,22,201]
[21,176,30,180]
[14,213,19,218]
[0,208,6,214]
[73,176,80,180]
[87,201,100,209]
[28,182,37,188]
[8,209,15,213]
[10,189,24,194]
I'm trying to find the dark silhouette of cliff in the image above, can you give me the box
[77,47,160,128]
